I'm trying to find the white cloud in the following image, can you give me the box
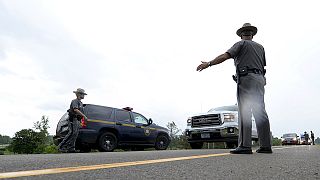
[0,0,320,138]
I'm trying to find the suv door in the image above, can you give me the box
[83,105,114,144]
[132,112,154,144]
[114,109,136,143]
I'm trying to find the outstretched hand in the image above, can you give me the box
[196,61,209,72]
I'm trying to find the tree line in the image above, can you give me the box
[0,135,12,145]
[1,116,57,154]
[1,118,319,155]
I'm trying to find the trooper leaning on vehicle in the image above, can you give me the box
[58,88,88,153]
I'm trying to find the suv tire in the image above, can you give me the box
[155,135,169,150]
[190,142,203,149]
[98,132,118,152]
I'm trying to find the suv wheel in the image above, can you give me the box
[155,135,169,150]
[98,132,117,152]
[190,142,203,149]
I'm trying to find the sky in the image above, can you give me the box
[0,0,319,138]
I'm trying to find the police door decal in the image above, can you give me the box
[144,128,151,136]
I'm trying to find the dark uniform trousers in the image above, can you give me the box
[58,117,80,150]
[237,73,271,148]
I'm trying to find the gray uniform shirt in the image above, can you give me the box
[227,40,266,71]
[69,99,84,120]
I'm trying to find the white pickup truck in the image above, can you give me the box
[185,105,258,149]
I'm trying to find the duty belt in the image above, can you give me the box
[233,67,266,84]
[247,68,264,75]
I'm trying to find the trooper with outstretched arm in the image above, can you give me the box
[196,23,272,154]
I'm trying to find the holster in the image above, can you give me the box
[238,66,249,76]
[232,66,248,84]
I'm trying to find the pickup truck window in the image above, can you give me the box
[283,133,297,137]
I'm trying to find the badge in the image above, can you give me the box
[145,129,151,136]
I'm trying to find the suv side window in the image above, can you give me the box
[86,105,113,120]
[116,110,131,122]
[132,112,148,124]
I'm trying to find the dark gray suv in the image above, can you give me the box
[54,104,171,152]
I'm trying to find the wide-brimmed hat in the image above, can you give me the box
[236,23,257,37]
[73,88,87,95]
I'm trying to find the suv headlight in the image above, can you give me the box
[187,118,192,126]
[223,113,236,122]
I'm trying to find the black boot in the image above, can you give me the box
[68,149,80,153]
[58,148,69,153]
[230,146,253,154]
[256,147,272,153]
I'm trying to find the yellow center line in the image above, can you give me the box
[0,153,230,179]
[272,145,308,150]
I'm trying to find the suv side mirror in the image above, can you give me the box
[148,118,153,125]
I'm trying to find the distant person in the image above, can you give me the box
[310,131,315,145]
[196,23,272,154]
[304,131,309,145]
[58,88,88,153]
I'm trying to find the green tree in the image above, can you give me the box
[33,115,53,153]
[8,115,57,154]
[166,121,182,149]
[272,136,282,146]
[33,116,51,144]
[174,132,191,149]
[9,129,42,154]
[0,135,12,144]
[166,121,180,139]
[33,115,50,136]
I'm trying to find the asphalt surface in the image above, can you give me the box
[0,145,319,180]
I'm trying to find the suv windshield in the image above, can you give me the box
[208,105,238,112]
[283,133,297,137]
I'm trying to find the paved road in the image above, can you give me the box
[0,145,319,179]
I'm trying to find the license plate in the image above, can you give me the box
[201,133,210,138]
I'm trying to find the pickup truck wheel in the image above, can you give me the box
[190,142,203,149]
[98,132,117,152]
[155,135,169,150]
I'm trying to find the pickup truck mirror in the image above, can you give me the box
[148,118,153,125]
